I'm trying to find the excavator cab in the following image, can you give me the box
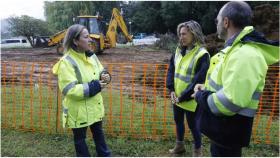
[76,16,106,53]
[76,16,106,35]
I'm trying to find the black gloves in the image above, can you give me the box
[88,80,101,97]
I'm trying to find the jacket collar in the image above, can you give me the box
[241,30,279,46]
[227,26,254,48]
[222,26,279,65]
[178,43,201,56]
[68,48,88,62]
[224,32,239,47]
[223,26,279,48]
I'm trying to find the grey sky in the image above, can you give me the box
[0,0,46,20]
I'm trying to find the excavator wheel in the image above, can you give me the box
[56,44,64,55]
[90,39,102,55]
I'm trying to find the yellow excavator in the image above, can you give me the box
[48,8,133,54]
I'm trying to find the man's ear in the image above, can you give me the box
[223,17,229,29]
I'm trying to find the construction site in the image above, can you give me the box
[1,2,279,157]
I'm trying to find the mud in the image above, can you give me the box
[1,46,171,64]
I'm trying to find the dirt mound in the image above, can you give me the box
[205,4,279,56]
[98,46,170,64]
[205,33,224,56]
[252,4,279,41]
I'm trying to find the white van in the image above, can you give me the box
[1,38,32,48]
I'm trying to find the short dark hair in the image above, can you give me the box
[221,1,252,28]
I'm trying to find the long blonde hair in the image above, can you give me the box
[177,20,205,48]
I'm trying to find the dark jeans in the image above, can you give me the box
[72,121,111,157]
[173,104,201,149]
[210,141,242,157]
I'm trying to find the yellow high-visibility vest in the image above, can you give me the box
[174,44,209,112]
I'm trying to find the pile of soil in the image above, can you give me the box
[205,4,279,56]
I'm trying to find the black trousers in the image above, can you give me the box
[72,121,111,157]
[210,141,242,157]
[173,104,201,149]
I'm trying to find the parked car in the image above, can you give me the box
[133,33,147,39]
[133,35,160,45]
[1,38,32,48]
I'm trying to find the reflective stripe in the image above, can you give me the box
[207,94,223,116]
[186,47,203,81]
[65,56,82,83]
[216,90,257,117]
[208,76,262,101]
[208,75,222,90]
[62,81,78,96]
[65,56,91,98]
[175,73,191,83]
[238,108,256,117]
[83,83,90,97]
[174,47,203,83]
[216,90,242,113]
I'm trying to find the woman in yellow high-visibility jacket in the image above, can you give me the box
[53,24,111,157]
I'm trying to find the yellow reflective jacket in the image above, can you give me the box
[205,26,279,117]
[53,48,105,128]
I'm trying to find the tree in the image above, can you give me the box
[44,1,279,36]
[44,1,121,32]
[127,1,165,34]
[7,15,53,47]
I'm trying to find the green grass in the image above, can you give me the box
[1,85,279,156]
[2,85,279,144]
[1,85,58,133]
[1,128,279,157]
[1,85,175,138]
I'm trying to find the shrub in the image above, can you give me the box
[154,33,178,53]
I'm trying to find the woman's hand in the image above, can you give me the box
[191,84,205,98]
[170,91,179,104]
[99,80,108,89]
[101,73,111,83]
[100,71,111,84]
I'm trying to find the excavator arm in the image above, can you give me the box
[48,29,67,46]
[106,8,133,47]
[47,29,67,54]
[47,8,131,54]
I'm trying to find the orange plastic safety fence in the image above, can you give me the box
[1,61,279,145]
[252,66,279,145]
[2,63,7,128]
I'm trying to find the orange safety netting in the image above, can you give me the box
[1,61,279,144]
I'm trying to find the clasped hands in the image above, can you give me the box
[170,84,205,104]
[191,84,205,98]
